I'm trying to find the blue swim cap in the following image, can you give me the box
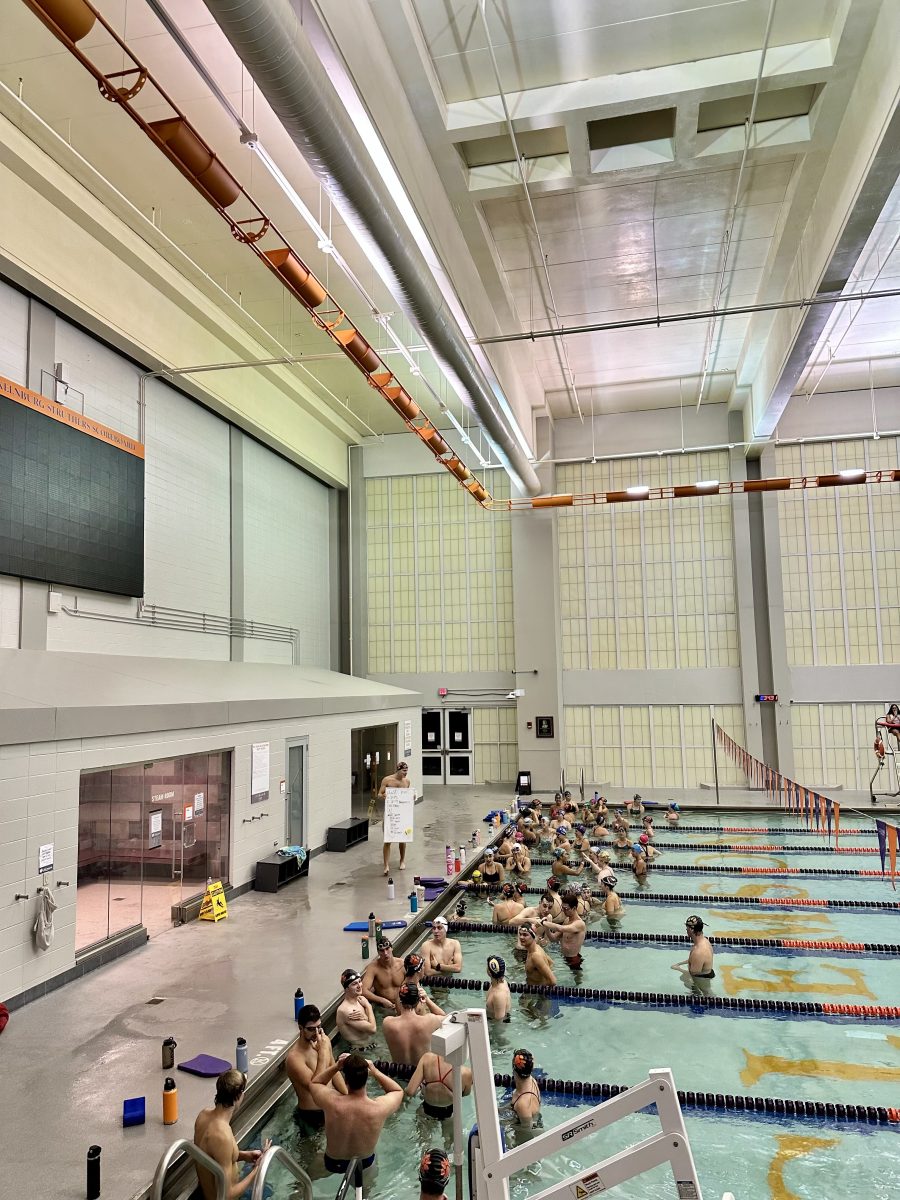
[632,843,644,854]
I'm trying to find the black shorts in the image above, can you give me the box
[324,1152,376,1174]
[423,1100,453,1120]
[692,970,716,979]
[564,954,584,970]
[294,1107,325,1130]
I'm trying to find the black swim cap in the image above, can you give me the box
[404,952,424,975]
[399,982,421,1007]
[419,1149,451,1194]
[685,915,704,933]
[512,1048,534,1077]
[501,882,516,898]
[487,955,506,979]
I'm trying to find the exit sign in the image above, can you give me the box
[438,687,448,697]
[755,694,778,702]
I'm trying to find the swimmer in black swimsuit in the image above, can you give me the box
[672,915,716,992]
[406,1050,472,1121]
[507,1049,541,1129]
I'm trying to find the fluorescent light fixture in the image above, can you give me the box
[838,468,866,481]
[626,485,650,498]
[695,479,720,492]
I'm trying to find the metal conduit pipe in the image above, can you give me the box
[199,0,541,497]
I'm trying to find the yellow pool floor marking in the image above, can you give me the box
[720,963,876,999]
[741,1035,900,1087]
[711,909,838,939]
[767,1134,839,1200]
[699,882,810,898]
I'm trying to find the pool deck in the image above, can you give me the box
[5,783,894,1200]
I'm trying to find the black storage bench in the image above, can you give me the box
[255,852,309,893]
[326,817,369,852]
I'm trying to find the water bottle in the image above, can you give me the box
[454,851,461,873]
[368,912,376,939]
[235,1037,249,1075]
[416,884,426,907]
[387,876,395,901]
[161,1036,177,1070]
[375,919,383,942]
[294,987,305,1021]
[459,845,467,866]
[409,890,418,913]
[86,1146,101,1200]
[361,935,370,959]
[162,1077,178,1125]
[471,830,479,847]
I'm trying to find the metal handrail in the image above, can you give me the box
[334,1156,364,1200]
[150,1139,226,1200]
[250,1144,314,1200]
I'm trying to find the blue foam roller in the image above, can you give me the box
[343,919,408,932]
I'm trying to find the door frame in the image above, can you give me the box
[284,737,310,846]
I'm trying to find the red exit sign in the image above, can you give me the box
[755,694,778,702]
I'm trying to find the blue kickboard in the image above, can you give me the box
[343,920,408,932]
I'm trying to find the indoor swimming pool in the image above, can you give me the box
[249,810,900,1200]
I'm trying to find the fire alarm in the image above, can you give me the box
[438,687,448,697]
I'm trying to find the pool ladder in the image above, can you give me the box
[150,1138,314,1200]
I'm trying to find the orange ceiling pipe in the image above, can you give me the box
[21,0,492,506]
[493,470,899,511]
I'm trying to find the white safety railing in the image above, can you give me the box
[431,1009,734,1200]
[150,1138,227,1200]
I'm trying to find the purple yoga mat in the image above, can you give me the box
[178,1054,231,1077]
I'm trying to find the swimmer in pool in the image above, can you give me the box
[399,953,445,1016]
[480,849,505,885]
[421,916,463,975]
[493,881,526,925]
[612,827,631,852]
[672,915,715,988]
[505,842,532,873]
[598,875,623,923]
[631,843,648,882]
[518,924,557,985]
[286,1004,347,1131]
[383,983,445,1066]
[551,848,584,878]
[639,832,662,861]
[543,876,564,916]
[508,891,555,929]
[485,955,511,1021]
[641,815,656,842]
[506,1049,541,1129]
[310,1050,403,1177]
[666,801,680,826]
[335,969,377,1047]
[406,1049,472,1122]
[418,1149,451,1200]
[542,891,586,970]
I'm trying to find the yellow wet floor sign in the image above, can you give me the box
[199,880,228,922]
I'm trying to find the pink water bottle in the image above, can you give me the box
[445,845,454,875]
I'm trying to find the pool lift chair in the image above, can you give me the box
[433,1010,731,1200]
[870,717,900,803]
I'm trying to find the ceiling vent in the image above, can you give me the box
[587,108,676,173]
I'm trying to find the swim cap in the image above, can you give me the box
[599,850,611,862]
[513,832,524,843]
[512,1049,534,1077]
[501,882,516,898]
[632,843,644,854]
[552,848,565,858]
[340,969,361,988]
[639,833,649,845]
[398,982,421,1007]
[605,875,618,889]
[432,916,448,929]
[487,955,506,979]
[557,823,568,833]
[455,899,467,917]
[519,923,536,940]
[419,1149,451,1193]
[471,870,482,881]
[685,915,704,933]
[485,848,495,857]
[575,824,586,834]
[404,952,424,974]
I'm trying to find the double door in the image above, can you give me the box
[422,708,474,784]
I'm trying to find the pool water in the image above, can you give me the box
[249,809,900,1199]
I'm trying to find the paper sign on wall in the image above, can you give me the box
[149,809,163,849]
[193,791,205,816]
[183,804,194,823]
[251,742,270,804]
[403,719,412,757]
[38,843,54,874]
[383,787,414,844]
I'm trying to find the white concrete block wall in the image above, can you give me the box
[0,705,421,1004]
[241,435,332,668]
[0,278,27,384]
[55,318,142,437]
[0,575,21,648]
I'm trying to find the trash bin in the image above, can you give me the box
[516,770,532,796]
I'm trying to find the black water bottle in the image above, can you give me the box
[86,1145,101,1200]
[161,1036,176,1070]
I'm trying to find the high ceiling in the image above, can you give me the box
[2,0,899,463]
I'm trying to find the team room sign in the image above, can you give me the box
[383,787,415,843]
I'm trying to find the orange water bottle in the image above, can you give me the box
[163,1077,178,1125]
